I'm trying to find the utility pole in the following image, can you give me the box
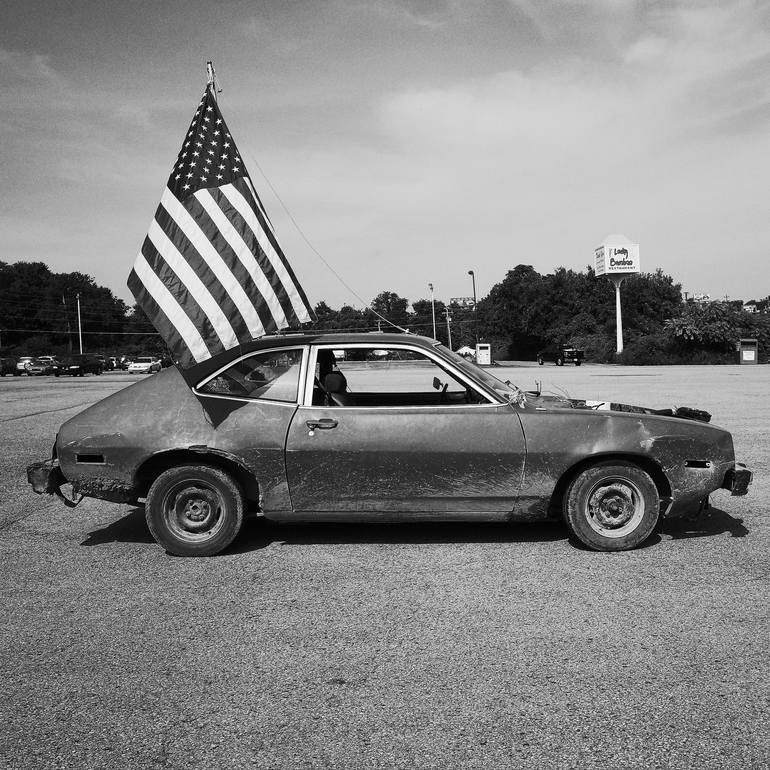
[443,308,452,350]
[428,282,436,340]
[76,292,83,354]
[467,269,478,346]
[62,294,73,352]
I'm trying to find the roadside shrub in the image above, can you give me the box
[616,334,676,365]
[570,333,615,363]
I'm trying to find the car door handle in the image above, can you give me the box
[306,419,338,430]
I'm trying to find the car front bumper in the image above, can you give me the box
[723,463,752,496]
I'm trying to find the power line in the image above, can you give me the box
[244,150,408,334]
[0,328,160,336]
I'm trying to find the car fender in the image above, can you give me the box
[56,366,293,510]
[515,408,735,519]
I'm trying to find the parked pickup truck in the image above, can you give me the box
[537,345,585,366]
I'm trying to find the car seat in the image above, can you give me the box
[323,371,354,406]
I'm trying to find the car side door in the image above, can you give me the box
[284,343,526,517]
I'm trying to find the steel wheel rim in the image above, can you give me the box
[161,478,226,543]
[585,476,645,538]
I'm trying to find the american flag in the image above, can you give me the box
[128,85,313,367]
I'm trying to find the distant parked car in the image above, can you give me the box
[27,358,56,376]
[15,356,35,375]
[0,357,19,376]
[128,356,162,375]
[54,355,103,377]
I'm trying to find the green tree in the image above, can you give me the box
[0,261,129,353]
[410,298,448,344]
[665,302,743,351]
[371,291,409,328]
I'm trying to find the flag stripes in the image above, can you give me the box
[158,190,269,339]
[129,256,210,362]
[211,184,295,319]
[194,188,289,329]
[151,204,254,345]
[139,232,223,359]
[128,85,313,368]
[225,177,311,321]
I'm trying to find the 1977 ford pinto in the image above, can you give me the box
[28,333,752,556]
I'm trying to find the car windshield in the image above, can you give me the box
[135,357,153,363]
[434,344,524,403]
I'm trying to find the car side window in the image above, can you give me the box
[199,349,303,402]
[314,346,488,407]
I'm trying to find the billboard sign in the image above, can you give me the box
[450,296,476,307]
[595,238,640,276]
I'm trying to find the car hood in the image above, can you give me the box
[523,392,712,424]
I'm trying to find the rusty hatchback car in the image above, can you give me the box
[28,333,751,556]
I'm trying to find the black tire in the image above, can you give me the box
[575,360,581,366]
[145,464,244,556]
[564,462,660,551]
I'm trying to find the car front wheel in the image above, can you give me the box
[564,462,660,551]
[145,464,244,556]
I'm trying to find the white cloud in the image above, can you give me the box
[256,1,770,305]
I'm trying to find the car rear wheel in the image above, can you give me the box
[145,464,244,556]
[564,462,659,551]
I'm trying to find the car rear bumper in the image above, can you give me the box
[27,458,83,507]
[28,458,66,495]
[722,463,752,496]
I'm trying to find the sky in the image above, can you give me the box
[1,0,769,310]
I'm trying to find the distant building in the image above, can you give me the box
[746,299,768,314]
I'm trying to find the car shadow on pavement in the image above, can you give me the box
[229,518,567,554]
[79,504,749,552]
[226,518,567,553]
[80,506,155,546]
[660,506,749,540]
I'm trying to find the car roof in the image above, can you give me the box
[181,332,439,384]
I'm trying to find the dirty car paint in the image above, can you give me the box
[56,366,295,509]
[29,332,752,527]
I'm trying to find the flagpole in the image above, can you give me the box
[206,61,219,101]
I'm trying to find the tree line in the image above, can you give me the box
[1,260,768,364]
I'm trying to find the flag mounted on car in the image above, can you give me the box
[128,72,313,368]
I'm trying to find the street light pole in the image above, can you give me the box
[467,269,478,346]
[76,292,83,354]
[428,282,436,340]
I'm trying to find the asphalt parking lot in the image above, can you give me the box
[1,365,768,769]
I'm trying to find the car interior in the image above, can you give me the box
[311,347,488,408]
